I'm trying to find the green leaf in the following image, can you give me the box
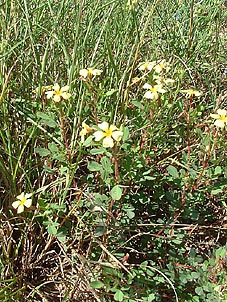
[132,100,144,109]
[95,223,107,237]
[195,287,204,295]
[147,293,155,301]
[83,135,93,147]
[36,111,57,128]
[122,126,130,142]
[88,161,102,172]
[167,165,179,179]
[48,142,59,154]
[35,147,50,157]
[90,280,104,289]
[90,148,106,155]
[110,185,123,200]
[211,189,222,195]
[101,156,113,173]
[106,89,117,96]
[126,210,135,219]
[47,224,58,235]
[214,166,222,175]
[114,289,124,301]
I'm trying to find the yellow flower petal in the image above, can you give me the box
[210,114,220,119]
[103,137,114,148]
[217,109,227,116]
[61,92,71,100]
[214,120,225,128]
[98,122,109,132]
[53,95,61,102]
[94,130,105,141]
[61,85,69,92]
[12,200,20,209]
[45,91,54,99]
[143,83,152,89]
[17,205,25,214]
[110,125,118,131]
[53,83,60,91]
[79,69,89,77]
[112,130,123,142]
[144,91,154,99]
[24,198,32,208]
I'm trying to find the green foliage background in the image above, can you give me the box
[0,0,227,301]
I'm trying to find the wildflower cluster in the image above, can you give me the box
[138,59,173,100]
[79,121,123,148]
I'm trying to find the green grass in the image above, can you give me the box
[1,0,227,301]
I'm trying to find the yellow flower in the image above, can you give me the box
[12,192,32,214]
[79,121,93,143]
[138,61,156,72]
[143,83,166,100]
[45,83,71,102]
[79,68,102,79]
[153,59,169,73]
[93,122,123,148]
[181,89,201,98]
[210,109,227,128]
[154,75,175,86]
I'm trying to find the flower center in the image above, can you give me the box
[55,89,62,96]
[19,197,26,205]
[150,87,158,92]
[105,128,113,137]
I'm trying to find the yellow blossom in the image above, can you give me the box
[181,89,201,98]
[138,61,156,72]
[79,121,93,143]
[153,59,169,73]
[154,75,175,86]
[93,122,123,148]
[210,109,227,128]
[12,192,32,214]
[45,83,71,102]
[143,83,166,100]
[79,68,102,79]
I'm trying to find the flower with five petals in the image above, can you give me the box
[45,83,71,102]
[12,192,32,214]
[93,122,123,148]
[143,83,166,100]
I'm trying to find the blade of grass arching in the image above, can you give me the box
[68,0,86,87]
[19,111,64,147]
[12,125,37,183]
[0,61,17,104]
[90,3,115,66]
[81,0,102,52]
[0,158,11,191]
[20,0,38,66]
[114,0,160,123]
[39,38,51,86]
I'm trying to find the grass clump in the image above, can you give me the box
[1,0,227,301]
